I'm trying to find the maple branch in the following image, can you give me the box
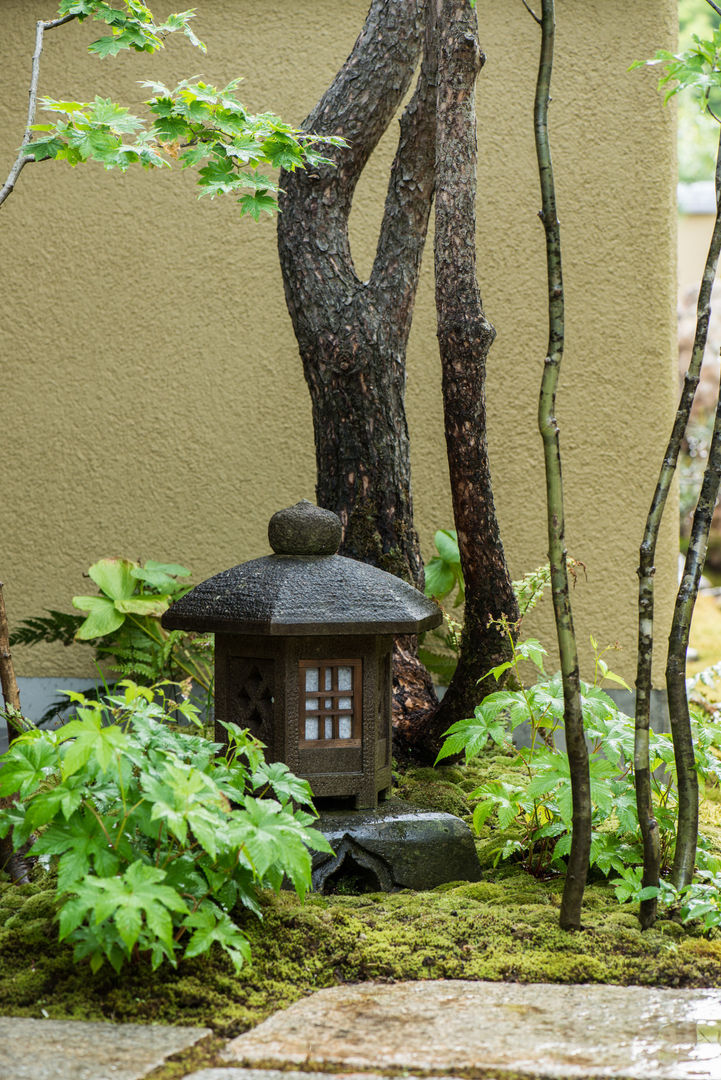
[0,14,77,208]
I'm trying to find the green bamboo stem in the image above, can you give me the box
[635,123,721,925]
[533,0,591,930]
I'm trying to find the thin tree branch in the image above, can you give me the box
[520,0,542,26]
[704,0,721,20]
[634,122,721,924]
[668,379,721,889]
[0,14,77,208]
[534,0,590,931]
[0,583,22,737]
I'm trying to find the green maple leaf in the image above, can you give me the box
[238,190,277,220]
[88,97,143,134]
[0,737,59,797]
[183,903,251,971]
[58,710,128,777]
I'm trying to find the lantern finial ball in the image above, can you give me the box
[268,499,342,557]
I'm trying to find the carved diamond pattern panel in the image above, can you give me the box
[228,657,275,746]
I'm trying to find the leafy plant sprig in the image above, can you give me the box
[58,1,206,57]
[24,81,345,219]
[0,682,332,973]
[631,24,721,117]
[420,532,568,685]
[12,557,213,705]
[436,623,721,881]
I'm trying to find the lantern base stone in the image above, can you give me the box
[310,798,481,893]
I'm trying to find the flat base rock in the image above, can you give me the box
[311,797,481,892]
[0,1017,211,1080]
[224,979,721,1079]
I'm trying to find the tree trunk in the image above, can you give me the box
[635,124,721,925]
[278,0,521,758]
[532,0,590,930]
[425,0,519,751]
[277,0,434,588]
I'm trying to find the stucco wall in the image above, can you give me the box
[1,0,677,686]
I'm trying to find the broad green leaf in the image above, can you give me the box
[424,558,455,599]
[434,529,460,564]
[72,596,125,639]
[115,595,170,616]
[87,557,137,601]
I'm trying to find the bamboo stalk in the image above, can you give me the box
[532,0,591,930]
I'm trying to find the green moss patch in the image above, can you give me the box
[2,754,721,1035]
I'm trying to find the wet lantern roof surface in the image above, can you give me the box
[161,500,443,637]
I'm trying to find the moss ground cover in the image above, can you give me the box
[2,752,721,1035]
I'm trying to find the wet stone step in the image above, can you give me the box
[183,1072,458,1080]
[223,979,721,1079]
[0,1017,212,1080]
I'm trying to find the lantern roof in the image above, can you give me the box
[161,500,443,636]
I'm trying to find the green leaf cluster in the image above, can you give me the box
[632,24,721,119]
[436,628,721,882]
[613,864,721,934]
[13,556,212,704]
[0,683,331,973]
[57,1,206,58]
[23,78,344,218]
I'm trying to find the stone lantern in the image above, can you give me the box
[162,500,442,810]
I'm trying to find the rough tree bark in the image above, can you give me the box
[531,0,591,930]
[278,0,518,756]
[277,0,433,589]
[635,124,721,925]
[426,0,520,749]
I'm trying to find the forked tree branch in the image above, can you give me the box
[0,13,77,208]
[520,0,542,26]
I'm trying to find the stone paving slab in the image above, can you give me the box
[0,1017,212,1080]
[223,980,721,1079]
[184,1072,462,1080]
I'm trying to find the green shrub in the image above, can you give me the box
[0,682,331,973]
[437,626,721,881]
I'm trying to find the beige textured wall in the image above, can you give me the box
[679,213,714,289]
[2,0,678,685]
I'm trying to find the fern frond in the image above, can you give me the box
[9,610,83,647]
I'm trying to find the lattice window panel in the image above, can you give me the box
[299,659,361,746]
